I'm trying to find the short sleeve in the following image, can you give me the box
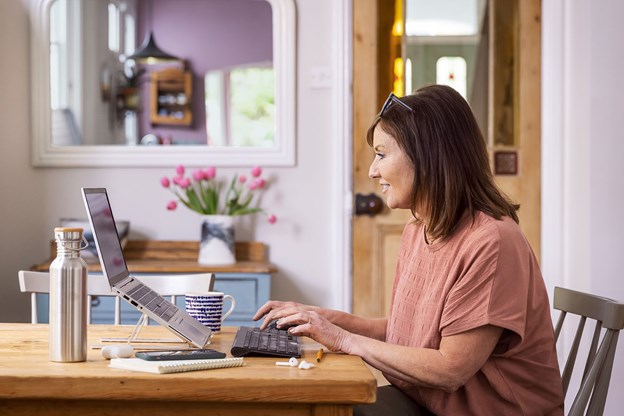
[440,221,529,351]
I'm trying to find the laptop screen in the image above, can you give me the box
[82,188,129,285]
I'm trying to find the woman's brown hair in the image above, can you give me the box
[366,84,519,241]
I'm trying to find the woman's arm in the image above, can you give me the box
[277,308,502,392]
[253,301,387,340]
[342,324,503,392]
[255,302,503,392]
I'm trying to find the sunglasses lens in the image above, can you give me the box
[379,93,410,117]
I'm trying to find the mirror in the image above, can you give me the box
[30,0,296,167]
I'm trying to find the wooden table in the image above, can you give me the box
[0,324,376,415]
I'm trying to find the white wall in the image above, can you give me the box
[542,0,624,414]
[0,0,349,323]
[0,0,43,322]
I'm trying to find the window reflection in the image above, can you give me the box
[205,66,275,147]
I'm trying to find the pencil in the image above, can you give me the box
[316,348,324,362]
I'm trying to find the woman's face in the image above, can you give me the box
[368,127,415,210]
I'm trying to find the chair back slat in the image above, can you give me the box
[582,322,602,382]
[555,310,567,339]
[561,316,586,395]
[30,293,38,324]
[553,286,624,415]
[589,331,619,416]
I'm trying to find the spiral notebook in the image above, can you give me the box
[109,357,244,374]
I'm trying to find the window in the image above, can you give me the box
[205,66,275,147]
[436,56,467,98]
[108,3,120,52]
[49,0,68,110]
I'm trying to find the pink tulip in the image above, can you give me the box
[204,166,216,179]
[179,177,192,189]
[172,175,183,186]
[239,175,247,183]
[251,166,262,178]
[166,200,177,211]
[192,169,204,182]
[255,178,266,188]
[248,181,258,191]
[176,164,185,176]
[267,214,277,224]
[160,177,170,188]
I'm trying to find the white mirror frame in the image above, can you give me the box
[30,0,296,167]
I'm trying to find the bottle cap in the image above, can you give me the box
[54,227,84,242]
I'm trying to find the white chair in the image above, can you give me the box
[18,270,214,325]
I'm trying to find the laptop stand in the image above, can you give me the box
[97,314,190,347]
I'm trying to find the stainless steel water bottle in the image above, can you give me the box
[49,227,88,362]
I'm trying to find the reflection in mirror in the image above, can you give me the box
[31,0,295,167]
[205,64,274,147]
[49,0,274,147]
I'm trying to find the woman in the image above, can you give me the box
[253,85,564,415]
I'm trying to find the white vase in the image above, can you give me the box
[198,215,236,265]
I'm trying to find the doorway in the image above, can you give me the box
[351,0,542,317]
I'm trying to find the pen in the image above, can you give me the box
[316,348,324,362]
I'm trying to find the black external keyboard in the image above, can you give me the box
[230,326,301,358]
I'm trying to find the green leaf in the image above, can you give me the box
[230,207,263,216]
[186,188,205,214]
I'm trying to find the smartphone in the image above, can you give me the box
[135,349,226,361]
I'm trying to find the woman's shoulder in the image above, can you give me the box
[455,211,524,247]
[460,212,531,257]
[473,211,519,232]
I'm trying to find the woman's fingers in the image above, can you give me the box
[282,311,346,352]
[252,300,284,320]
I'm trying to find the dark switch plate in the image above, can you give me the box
[494,151,518,175]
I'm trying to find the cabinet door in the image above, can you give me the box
[213,274,271,327]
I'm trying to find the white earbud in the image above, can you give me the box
[101,344,135,359]
[298,360,314,370]
[275,357,300,367]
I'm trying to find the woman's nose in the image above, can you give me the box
[369,161,379,179]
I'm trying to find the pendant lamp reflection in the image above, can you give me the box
[127,32,179,64]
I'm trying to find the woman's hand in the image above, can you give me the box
[253,300,316,328]
[253,301,352,352]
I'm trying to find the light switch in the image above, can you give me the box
[310,66,332,89]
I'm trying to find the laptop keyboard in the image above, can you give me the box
[126,283,177,321]
[230,326,301,358]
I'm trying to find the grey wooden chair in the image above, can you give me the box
[554,286,624,416]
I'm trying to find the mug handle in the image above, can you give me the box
[221,294,236,321]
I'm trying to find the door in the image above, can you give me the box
[352,0,542,318]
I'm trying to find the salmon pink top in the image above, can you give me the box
[384,212,564,415]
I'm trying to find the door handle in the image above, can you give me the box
[355,193,384,216]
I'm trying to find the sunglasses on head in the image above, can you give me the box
[378,92,412,117]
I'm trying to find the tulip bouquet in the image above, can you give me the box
[161,165,276,223]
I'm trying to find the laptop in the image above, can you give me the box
[81,187,212,348]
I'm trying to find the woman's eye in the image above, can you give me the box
[375,152,385,160]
